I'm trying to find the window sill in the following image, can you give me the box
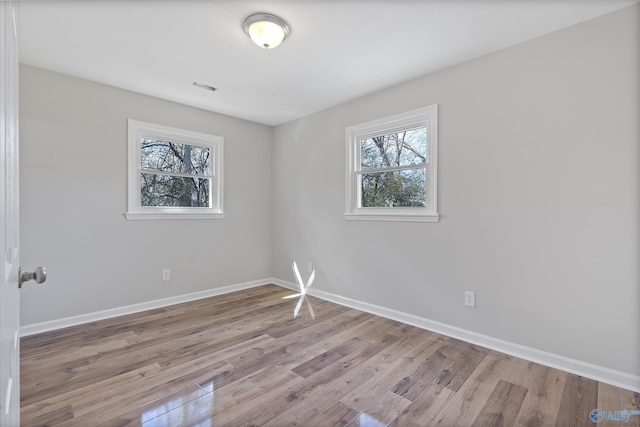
[124,212,225,220]
[344,211,439,223]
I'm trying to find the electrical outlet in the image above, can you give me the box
[464,291,476,308]
[162,269,171,281]
[307,262,313,273]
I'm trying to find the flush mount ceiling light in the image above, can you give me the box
[243,12,290,49]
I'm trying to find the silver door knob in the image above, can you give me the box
[18,266,47,288]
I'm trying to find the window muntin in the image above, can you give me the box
[126,120,223,220]
[345,105,438,222]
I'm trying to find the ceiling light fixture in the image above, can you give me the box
[242,12,290,49]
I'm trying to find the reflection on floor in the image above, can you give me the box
[141,377,390,427]
[20,284,640,426]
[141,383,213,427]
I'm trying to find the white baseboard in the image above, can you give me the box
[19,278,271,337]
[20,277,640,393]
[271,278,640,393]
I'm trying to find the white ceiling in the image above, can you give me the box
[19,0,638,126]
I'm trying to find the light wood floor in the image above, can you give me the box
[21,284,639,426]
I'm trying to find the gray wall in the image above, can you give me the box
[20,65,273,324]
[271,6,639,375]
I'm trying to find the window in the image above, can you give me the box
[126,120,223,220]
[345,105,438,222]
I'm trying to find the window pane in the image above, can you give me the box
[141,173,210,207]
[141,138,211,176]
[361,169,425,207]
[360,127,427,169]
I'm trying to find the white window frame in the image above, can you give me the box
[125,119,224,220]
[345,105,438,222]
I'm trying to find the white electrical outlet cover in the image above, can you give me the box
[465,291,476,307]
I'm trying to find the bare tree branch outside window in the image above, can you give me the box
[360,127,427,207]
[140,138,211,207]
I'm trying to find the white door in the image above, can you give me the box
[1,3,21,425]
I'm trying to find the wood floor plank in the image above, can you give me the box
[555,374,599,427]
[123,384,211,427]
[306,401,361,427]
[339,329,443,413]
[21,284,286,358]
[345,390,411,426]
[390,384,456,426]
[70,359,231,419]
[512,364,567,427]
[292,336,368,378]
[262,333,405,425]
[431,355,506,426]
[290,318,403,380]
[596,382,640,427]
[20,404,74,427]
[206,312,380,392]
[20,284,639,426]
[392,342,466,400]
[21,363,163,424]
[192,365,302,426]
[433,343,487,392]
[472,379,528,427]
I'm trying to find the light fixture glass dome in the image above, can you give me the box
[243,13,290,49]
